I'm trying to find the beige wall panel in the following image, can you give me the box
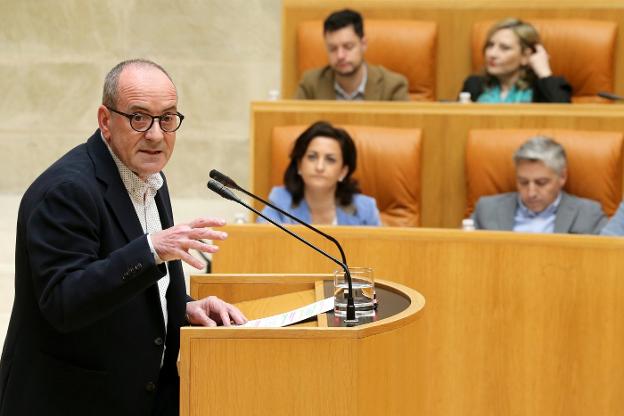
[0,0,281,196]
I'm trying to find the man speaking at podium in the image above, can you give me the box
[0,59,246,415]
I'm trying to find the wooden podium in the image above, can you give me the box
[179,274,425,416]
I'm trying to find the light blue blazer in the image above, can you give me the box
[257,186,381,226]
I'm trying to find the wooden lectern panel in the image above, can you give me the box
[211,224,624,415]
[180,276,425,415]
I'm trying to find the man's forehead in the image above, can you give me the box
[516,160,560,178]
[117,66,177,106]
[121,66,173,84]
[324,26,360,42]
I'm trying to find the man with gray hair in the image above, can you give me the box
[0,59,246,415]
[472,136,607,234]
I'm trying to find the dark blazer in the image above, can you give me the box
[0,130,186,415]
[461,75,572,103]
[472,191,607,234]
[295,64,409,101]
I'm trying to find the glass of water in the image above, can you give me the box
[333,267,375,317]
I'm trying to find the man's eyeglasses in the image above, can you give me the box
[105,106,184,133]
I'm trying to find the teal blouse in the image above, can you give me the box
[477,85,533,103]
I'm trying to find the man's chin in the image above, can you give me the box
[526,204,546,214]
[333,64,361,78]
[334,68,355,77]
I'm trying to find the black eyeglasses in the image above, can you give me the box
[106,106,184,132]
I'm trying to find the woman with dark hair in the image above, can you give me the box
[460,18,571,103]
[258,121,380,225]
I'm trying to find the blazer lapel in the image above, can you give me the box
[364,65,383,100]
[155,175,174,229]
[497,193,517,230]
[319,67,338,99]
[87,130,144,242]
[554,193,576,233]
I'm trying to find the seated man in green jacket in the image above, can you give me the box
[295,9,409,101]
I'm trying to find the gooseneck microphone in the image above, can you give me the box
[207,179,358,324]
[598,91,624,101]
[209,169,348,265]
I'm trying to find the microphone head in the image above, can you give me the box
[598,91,624,101]
[209,169,239,189]
[207,179,240,202]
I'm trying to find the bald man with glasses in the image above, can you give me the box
[0,59,246,416]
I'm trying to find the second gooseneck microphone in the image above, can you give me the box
[209,169,348,265]
[207,177,358,323]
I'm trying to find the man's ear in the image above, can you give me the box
[559,167,568,187]
[97,105,111,142]
[361,36,368,53]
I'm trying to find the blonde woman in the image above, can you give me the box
[461,18,571,103]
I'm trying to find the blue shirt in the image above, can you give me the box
[513,193,562,233]
[257,186,381,226]
[334,64,368,101]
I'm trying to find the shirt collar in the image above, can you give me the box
[100,132,163,200]
[517,192,562,218]
[334,64,367,100]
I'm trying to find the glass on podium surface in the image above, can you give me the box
[333,266,375,317]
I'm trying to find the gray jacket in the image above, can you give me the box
[472,191,607,234]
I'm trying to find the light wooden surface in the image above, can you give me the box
[179,275,425,416]
[250,100,624,227]
[282,0,624,100]
[190,274,326,324]
[212,224,624,415]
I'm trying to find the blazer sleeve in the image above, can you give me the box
[471,198,485,229]
[460,75,484,102]
[294,82,311,99]
[256,187,290,224]
[577,200,608,235]
[388,74,410,101]
[600,201,624,236]
[294,69,317,99]
[591,208,609,234]
[355,195,381,226]
[25,180,167,333]
[532,76,572,103]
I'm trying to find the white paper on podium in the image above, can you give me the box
[240,296,334,328]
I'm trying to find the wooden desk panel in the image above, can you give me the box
[212,224,624,416]
[251,101,624,227]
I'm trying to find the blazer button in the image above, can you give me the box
[154,337,164,346]
[145,381,157,393]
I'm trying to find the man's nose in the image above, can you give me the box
[145,119,164,140]
[527,183,538,197]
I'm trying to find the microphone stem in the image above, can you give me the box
[237,199,357,323]
[235,187,348,265]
